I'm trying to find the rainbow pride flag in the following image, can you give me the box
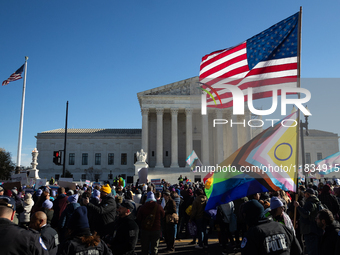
[204,111,299,210]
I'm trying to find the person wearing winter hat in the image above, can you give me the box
[19,193,35,227]
[57,206,112,255]
[136,191,165,255]
[241,199,302,254]
[146,191,156,203]
[269,196,295,234]
[83,183,117,236]
[0,186,4,196]
[59,194,80,242]
[42,200,54,225]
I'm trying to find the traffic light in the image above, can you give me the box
[53,151,62,165]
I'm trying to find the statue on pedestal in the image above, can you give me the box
[136,149,147,163]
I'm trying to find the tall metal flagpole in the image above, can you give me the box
[16,56,29,168]
[293,6,302,229]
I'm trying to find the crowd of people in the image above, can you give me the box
[1,178,340,254]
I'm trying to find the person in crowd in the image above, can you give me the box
[90,189,100,206]
[57,206,112,255]
[190,189,208,249]
[0,186,4,196]
[163,190,177,252]
[30,211,60,255]
[32,189,51,214]
[42,199,54,224]
[217,201,236,254]
[294,188,322,255]
[19,192,34,227]
[316,208,340,254]
[0,195,49,254]
[318,184,340,217]
[124,190,137,217]
[136,191,165,255]
[51,187,69,230]
[59,194,80,239]
[241,199,302,255]
[178,175,184,184]
[234,197,248,249]
[109,201,139,255]
[270,196,295,234]
[83,184,116,237]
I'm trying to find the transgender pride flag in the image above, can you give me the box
[315,152,340,176]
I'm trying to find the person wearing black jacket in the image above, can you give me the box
[0,196,49,255]
[83,184,117,237]
[57,206,112,255]
[294,188,322,255]
[110,201,139,255]
[241,199,302,255]
[30,211,60,255]
[316,209,340,255]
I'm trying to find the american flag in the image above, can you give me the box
[199,12,299,108]
[2,64,24,86]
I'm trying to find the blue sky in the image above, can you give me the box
[1,1,339,167]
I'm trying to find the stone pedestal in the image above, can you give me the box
[30,148,40,179]
[134,161,149,184]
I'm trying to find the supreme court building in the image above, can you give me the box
[36,76,258,183]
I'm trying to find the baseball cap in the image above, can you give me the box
[120,201,134,210]
[0,196,16,211]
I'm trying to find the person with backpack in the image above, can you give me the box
[294,188,323,255]
[136,191,165,255]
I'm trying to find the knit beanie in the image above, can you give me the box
[270,196,284,210]
[68,194,79,203]
[68,206,90,230]
[243,200,265,226]
[92,189,100,198]
[36,189,42,197]
[100,184,111,194]
[42,200,53,209]
[24,193,33,205]
[146,191,156,202]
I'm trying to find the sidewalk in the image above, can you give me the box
[135,236,242,255]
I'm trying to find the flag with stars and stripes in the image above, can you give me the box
[199,12,300,108]
[2,64,24,86]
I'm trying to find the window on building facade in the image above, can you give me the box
[94,174,101,181]
[81,174,87,180]
[69,153,75,165]
[306,153,311,164]
[95,153,101,165]
[121,153,127,165]
[108,153,114,165]
[82,153,88,165]
[317,152,323,161]
[134,153,137,163]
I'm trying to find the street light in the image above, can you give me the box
[300,106,310,184]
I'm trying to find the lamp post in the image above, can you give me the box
[300,106,310,185]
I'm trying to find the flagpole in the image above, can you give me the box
[294,6,302,229]
[16,56,29,168]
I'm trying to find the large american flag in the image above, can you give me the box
[199,12,299,108]
[2,64,24,86]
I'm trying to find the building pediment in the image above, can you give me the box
[137,76,199,97]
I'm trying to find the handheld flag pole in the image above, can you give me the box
[16,56,29,168]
